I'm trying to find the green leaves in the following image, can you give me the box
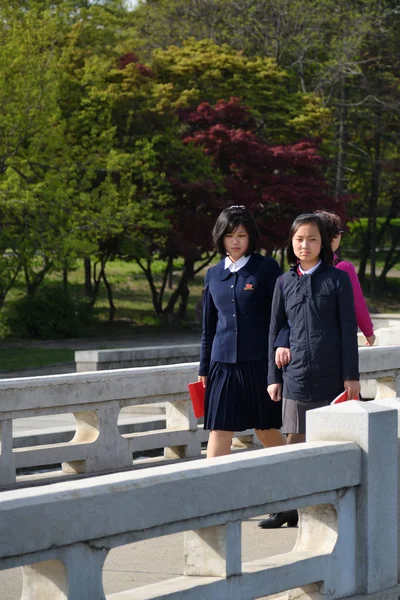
[150,38,328,142]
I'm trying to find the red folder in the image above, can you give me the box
[188,381,205,418]
[331,390,359,405]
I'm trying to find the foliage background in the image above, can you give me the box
[0,0,398,338]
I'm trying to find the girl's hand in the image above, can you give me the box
[198,376,207,388]
[275,347,291,369]
[365,334,376,346]
[344,380,361,400]
[268,383,282,402]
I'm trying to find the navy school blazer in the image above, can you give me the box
[199,253,282,376]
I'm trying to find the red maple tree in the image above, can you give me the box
[181,97,347,250]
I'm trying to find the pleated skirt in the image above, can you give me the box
[204,360,283,432]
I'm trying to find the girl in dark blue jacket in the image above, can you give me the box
[199,206,284,458]
[267,213,360,442]
[259,213,360,530]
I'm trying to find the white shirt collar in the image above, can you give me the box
[224,254,251,272]
[298,259,321,275]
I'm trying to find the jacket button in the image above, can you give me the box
[234,328,237,332]
[233,314,236,317]
[230,285,234,288]
[231,299,234,303]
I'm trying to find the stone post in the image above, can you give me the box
[184,521,241,577]
[62,403,132,474]
[0,419,15,488]
[21,544,108,600]
[307,401,398,596]
[165,399,201,459]
[373,396,400,583]
[375,375,400,399]
[22,559,68,600]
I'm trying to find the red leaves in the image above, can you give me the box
[117,52,139,69]
[183,97,255,130]
[180,97,347,249]
[117,52,154,77]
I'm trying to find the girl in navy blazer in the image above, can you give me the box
[199,206,284,458]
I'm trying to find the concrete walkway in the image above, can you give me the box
[0,519,297,599]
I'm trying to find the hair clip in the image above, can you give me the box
[227,205,245,209]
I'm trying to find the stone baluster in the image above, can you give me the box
[184,521,241,578]
[165,398,201,459]
[373,396,400,583]
[375,372,400,399]
[304,401,398,598]
[63,402,132,474]
[21,544,108,600]
[0,419,15,488]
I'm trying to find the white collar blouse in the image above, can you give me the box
[224,254,251,273]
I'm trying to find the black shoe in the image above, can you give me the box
[258,510,298,529]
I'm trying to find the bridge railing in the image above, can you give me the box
[0,346,399,489]
[0,400,398,600]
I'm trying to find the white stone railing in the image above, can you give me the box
[0,363,200,488]
[75,343,201,371]
[360,345,400,398]
[0,346,399,489]
[1,400,399,600]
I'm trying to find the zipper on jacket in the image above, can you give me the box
[303,275,312,401]
[234,272,238,362]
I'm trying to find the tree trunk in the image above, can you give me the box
[178,283,190,320]
[24,260,52,298]
[0,262,21,310]
[368,106,382,298]
[136,258,163,317]
[163,258,194,319]
[378,229,400,287]
[335,80,348,199]
[88,259,106,308]
[358,223,370,284]
[84,258,93,297]
[168,261,173,289]
[279,248,285,271]
[62,267,68,294]
[102,269,116,322]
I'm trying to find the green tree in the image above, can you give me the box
[150,38,330,143]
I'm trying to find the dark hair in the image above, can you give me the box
[212,206,260,256]
[286,213,333,266]
[314,210,343,242]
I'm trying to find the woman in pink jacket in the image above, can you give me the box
[320,210,375,345]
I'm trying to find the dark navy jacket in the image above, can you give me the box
[268,264,359,402]
[199,253,281,376]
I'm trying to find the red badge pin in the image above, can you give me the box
[244,283,254,291]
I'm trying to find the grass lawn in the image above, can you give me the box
[4,258,207,331]
[362,276,400,313]
[0,348,74,372]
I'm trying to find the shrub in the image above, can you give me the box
[2,287,94,339]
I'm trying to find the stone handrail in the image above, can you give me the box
[75,343,201,371]
[1,400,399,599]
[0,346,399,488]
[0,363,199,488]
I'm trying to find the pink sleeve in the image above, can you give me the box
[335,261,374,337]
